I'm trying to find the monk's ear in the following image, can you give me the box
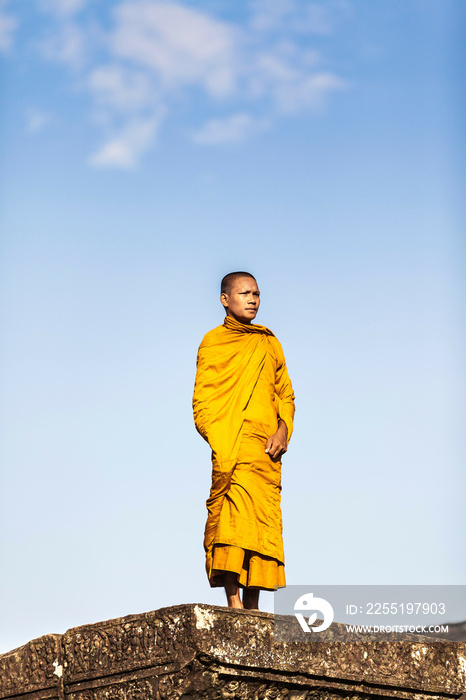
[220,292,228,309]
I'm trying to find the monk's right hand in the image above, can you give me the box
[265,421,288,461]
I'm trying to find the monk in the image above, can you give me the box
[193,272,295,610]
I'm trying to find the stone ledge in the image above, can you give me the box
[1,604,465,700]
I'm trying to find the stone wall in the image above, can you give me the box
[1,604,465,700]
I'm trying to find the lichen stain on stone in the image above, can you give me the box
[166,615,181,634]
[411,646,428,664]
[194,605,216,631]
[52,660,63,678]
[458,653,466,679]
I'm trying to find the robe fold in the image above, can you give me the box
[193,315,295,590]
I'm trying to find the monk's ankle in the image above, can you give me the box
[243,589,260,610]
[227,593,243,608]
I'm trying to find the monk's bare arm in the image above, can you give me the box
[265,419,288,460]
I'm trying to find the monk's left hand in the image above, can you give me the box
[265,421,288,461]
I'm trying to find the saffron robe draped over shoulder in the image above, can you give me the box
[193,316,295,590]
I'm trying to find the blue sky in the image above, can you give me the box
[0,0,464,653]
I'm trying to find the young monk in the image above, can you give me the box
[193,272,295,610]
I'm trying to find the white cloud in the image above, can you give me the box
[29,0,349,167]
[247,42,346,113]
[192,113,266,145]
[300,4,333,35]
[40,21,88,69]
[272,71,347,114]
[89,115,163,169]
[111,1,238,97]
[250,0,296,32]
[88,65,156,112]
[259,50,297,81]
[250,0,332,35]
[39,0,87,17]
[0,2,17,52]
[26,108,53,133]
[250,0,295,33]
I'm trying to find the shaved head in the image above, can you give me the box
[220,272,260,324]
[221,271,256,295]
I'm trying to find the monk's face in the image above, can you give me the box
[221,276,260,324]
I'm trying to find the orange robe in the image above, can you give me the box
[193,316,295,590]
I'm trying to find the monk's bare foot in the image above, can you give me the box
[224,573,244,609]
[243,588,260,610]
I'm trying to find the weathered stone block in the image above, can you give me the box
[0,633,63,700]
[0,604,465,700]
